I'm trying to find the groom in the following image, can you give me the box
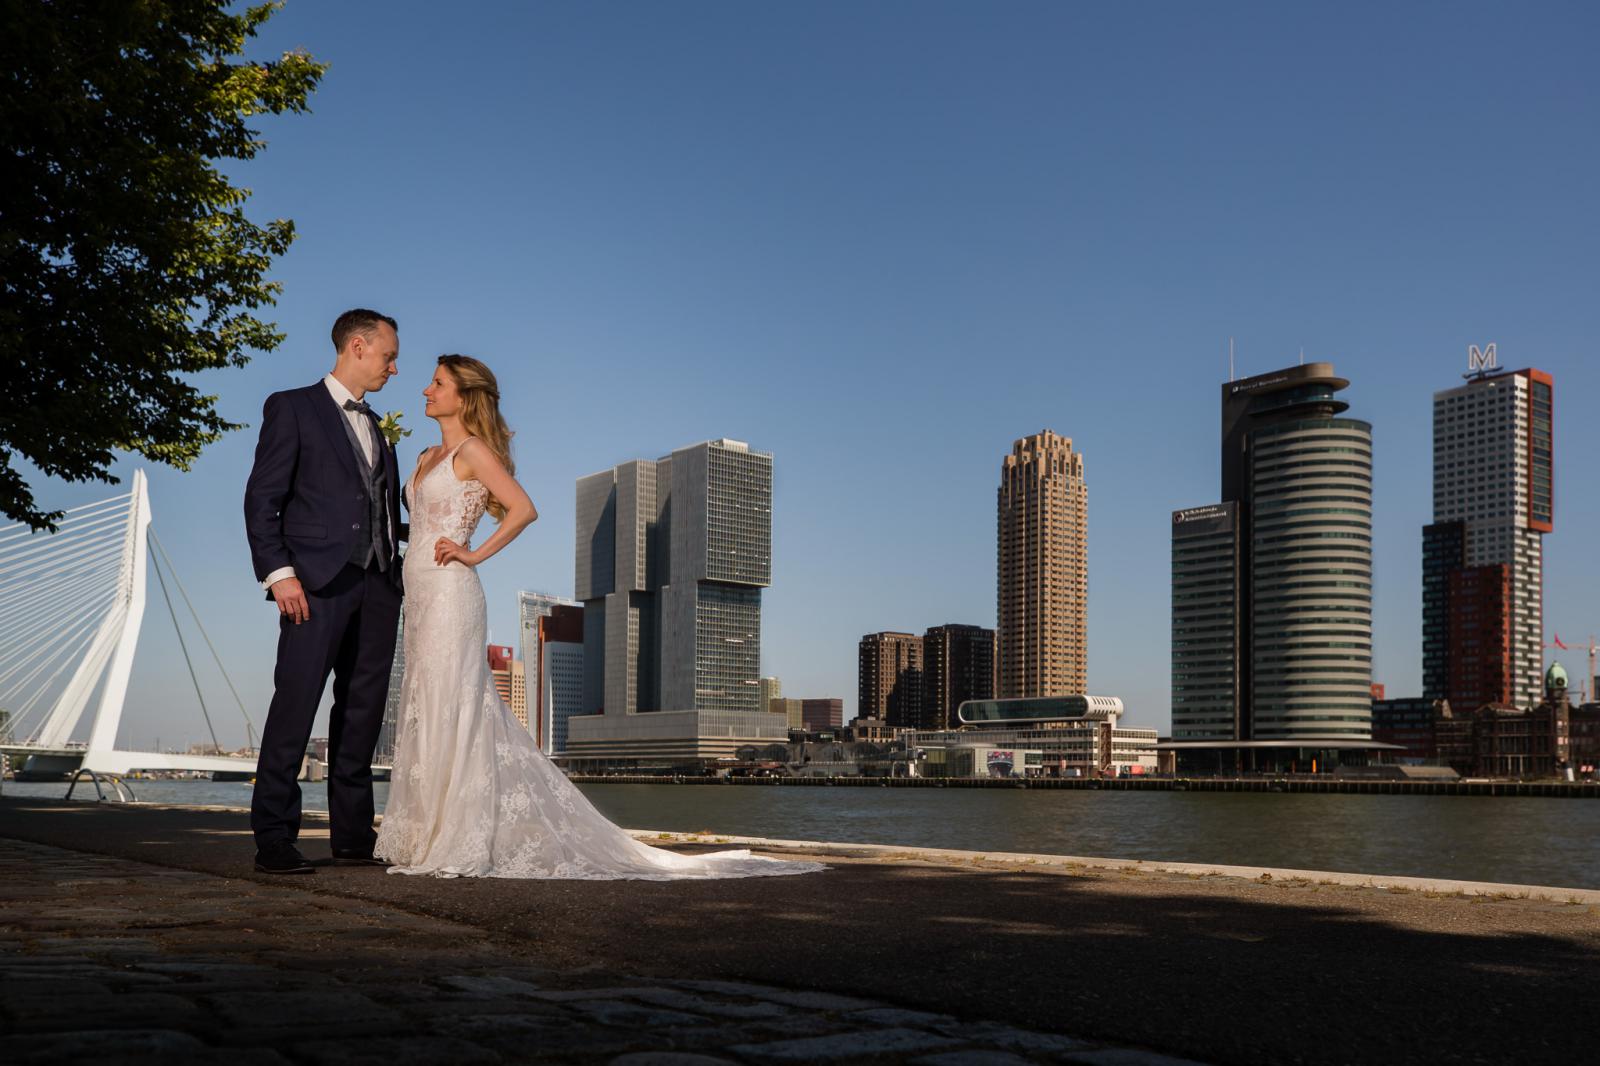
[243,309,405,874]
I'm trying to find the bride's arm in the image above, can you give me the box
[449,438,538,566]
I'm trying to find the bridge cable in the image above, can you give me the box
[0,491,133,541]
[147,529,259,749]
[147,532,221,753]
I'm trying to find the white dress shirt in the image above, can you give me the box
[260,375,384,591]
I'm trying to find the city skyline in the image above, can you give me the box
[10,4,1597,748]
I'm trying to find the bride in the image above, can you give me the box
[374,355,822,880]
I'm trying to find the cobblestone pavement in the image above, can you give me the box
[0,837,1203,1065]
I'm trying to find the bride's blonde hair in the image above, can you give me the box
[437,354,515,521]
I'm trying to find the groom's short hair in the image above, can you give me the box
[332,309,399,352]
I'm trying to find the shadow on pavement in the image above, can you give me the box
[1,798,1594,1065]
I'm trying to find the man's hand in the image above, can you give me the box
[270,576,310,624]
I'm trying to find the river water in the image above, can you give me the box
[5,779,1598,889]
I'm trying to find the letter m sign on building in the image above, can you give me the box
[1468,343,1498,373]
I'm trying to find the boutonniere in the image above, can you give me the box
[377,411,411,448]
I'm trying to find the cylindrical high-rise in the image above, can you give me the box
[997,430,1087,699]
[1246,413,1374,738]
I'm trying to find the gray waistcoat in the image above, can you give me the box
[336,409,391,571]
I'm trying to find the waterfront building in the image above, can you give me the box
[1425,362,1554,710]
[1428,663,1576,778]
[536,605,585,753]
[1433,702,1476,773]
[1370,697,1444,763]
[843,716,899,744]
[562,709,790,771]
[912,696,1157,778]
[1469,662,1570,778]
[508,659,528,729]
[544,637,585,755]
[574,438,771,716]
[801,698,844,732]
[1167,363,1376,772]
[1571,703,1600,779]
[566,438,781,768]
[518,591,579,727]
[1171,503,1240,742]
[997,431,1087,699]
[771,697,804,731]
[921,623,995,730]
[488,643,514,709]
[858,631,923,728]
[759,676,783,714]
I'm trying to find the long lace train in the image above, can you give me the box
[373,438,823,880]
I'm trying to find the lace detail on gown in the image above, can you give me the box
[374,439,823,880]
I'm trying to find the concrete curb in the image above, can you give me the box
[628,828,1600,905]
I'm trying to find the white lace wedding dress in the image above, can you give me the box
[374,438,823,880]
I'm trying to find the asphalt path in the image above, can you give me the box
[2,797,1595,1065]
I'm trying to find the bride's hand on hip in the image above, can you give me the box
[433,537,478,568]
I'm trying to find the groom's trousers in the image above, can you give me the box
[252,561,402,853]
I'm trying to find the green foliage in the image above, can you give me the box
[0,1,325,530]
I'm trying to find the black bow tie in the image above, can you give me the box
[343,398,373,416]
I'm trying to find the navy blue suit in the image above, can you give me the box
[243,382,406,854]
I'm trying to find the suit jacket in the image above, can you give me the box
[244,382,408,597]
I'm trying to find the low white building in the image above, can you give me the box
[913,696,1158,778]
[562,708,790,771]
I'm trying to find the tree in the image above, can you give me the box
[0,1,325,530]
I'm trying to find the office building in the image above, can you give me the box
[545,640,585,755]
[518,601,582,752]
[488,643,514,708]
[1425,361,1553,710]
[1166,363,1377,772]
[801,698,843,732]
[759,676,783,714]
[997,431,1087,699]
[1371,697,1444,763]
[858,631,923,728]
[574,438,771,716]
[922,624,995,730]
[772,697,805,731]
[508,659,528,729]
[1171,503,1240,741]
[518,591,578,723]
[566,439,784,767]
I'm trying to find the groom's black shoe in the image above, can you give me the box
[254,842,314,875]
[330,847,388,867]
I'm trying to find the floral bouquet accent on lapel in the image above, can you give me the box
[377,411,410,448]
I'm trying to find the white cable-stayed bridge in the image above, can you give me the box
[0,471,262,787]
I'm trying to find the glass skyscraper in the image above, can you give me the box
[575,439,773,717]
[1170,362,1375,769]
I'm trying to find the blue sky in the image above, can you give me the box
[18,1,1600,748]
